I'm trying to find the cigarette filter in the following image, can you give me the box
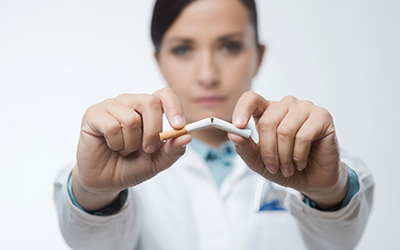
[159,118,212,141]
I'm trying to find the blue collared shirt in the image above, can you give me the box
[189,138,236,188]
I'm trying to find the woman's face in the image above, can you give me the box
[157,0,264,123]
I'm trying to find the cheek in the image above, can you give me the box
[160,58,193,93]
[221,52,255,93]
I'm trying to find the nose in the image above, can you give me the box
[197,50,219,88]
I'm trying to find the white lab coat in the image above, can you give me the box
[54,147,374,250]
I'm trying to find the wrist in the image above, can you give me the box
[303,162,349,209]
[71,166,120,211]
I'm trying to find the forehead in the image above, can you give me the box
[163,0,251,41]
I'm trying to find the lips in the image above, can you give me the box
[194,96,226,107]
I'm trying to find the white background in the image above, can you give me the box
[0,0,399,249]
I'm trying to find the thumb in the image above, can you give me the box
[153,134,192,172]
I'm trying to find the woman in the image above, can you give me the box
[54,0,374,249]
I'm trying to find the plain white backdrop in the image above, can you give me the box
[0,0,399,249]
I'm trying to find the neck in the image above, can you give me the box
[192,128,229,148]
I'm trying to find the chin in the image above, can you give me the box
[184,103,234,122]
[186,111,232,124]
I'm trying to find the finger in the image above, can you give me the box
[152,134,193,172]
[136,95,163,153]
[102,100,143,156]
[83,106,124,152]
[154,87,186,129]
[276,102,311,176]
[114,94,164,153]
[293,107,335,171]
[228,133,285,185]
[228,133,266,175]
[256,102,288,174]
[232,91,269,128]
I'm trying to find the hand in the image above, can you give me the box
[228,92,348,209]
[72,87,192,210]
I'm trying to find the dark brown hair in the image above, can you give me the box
[151,0,260,53]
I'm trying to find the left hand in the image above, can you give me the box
[228,91,348,209]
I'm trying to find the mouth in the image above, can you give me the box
[194,96,227,107]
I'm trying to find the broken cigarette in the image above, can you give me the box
[159,117,251,141]
[211,117,252,138]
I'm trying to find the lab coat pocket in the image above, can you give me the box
[239,179,306,250]
[240,209,301,250]
[252,179,288,212]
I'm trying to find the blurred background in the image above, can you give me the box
[0,0,399,249]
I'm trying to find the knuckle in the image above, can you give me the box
[115,93,130,100]
[124,114,141,129]
[145,95,161,109]
[258,117,278,131]
[277,124,295,138]
[298,100,313,110]
[85,102,102,115]
[170,104,183,115]
[295,132,312,144]
[143,129,159,139]
[243,90,256,99]
[158,87,177,98]
[164,87,176,95]
[102,98,115,105]
[319,108,333,120]
[279,157,293,166]
[302,100,314,106]
[262,157,277,168]
[292,155,305,164]
[314,107,334,124]
[282,95,297,103]
[83,107,94,119]
[261,151,278,164]
[103,121,121,135]
[115,93,138,106]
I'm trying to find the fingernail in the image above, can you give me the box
[282,169,292,177]
[233,115,245,127]
[174,115,184,127]
[297,164,305,171]
[267,165,278,174]
[145,145,156,154]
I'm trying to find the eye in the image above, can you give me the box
[171,45,192,56]
[221,41,242,54]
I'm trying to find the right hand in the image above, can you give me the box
[72,88,192,210]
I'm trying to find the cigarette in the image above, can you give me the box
[159,118,212,141]
[211,117,252,138]
[159,117,251,141]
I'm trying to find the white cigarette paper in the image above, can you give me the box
[185,117,213,132]
[211,117,252,138]
[159,117,251,141]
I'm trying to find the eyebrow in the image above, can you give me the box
[165,38,193,44]
[218,32,244,41]
[165,32,245,44]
